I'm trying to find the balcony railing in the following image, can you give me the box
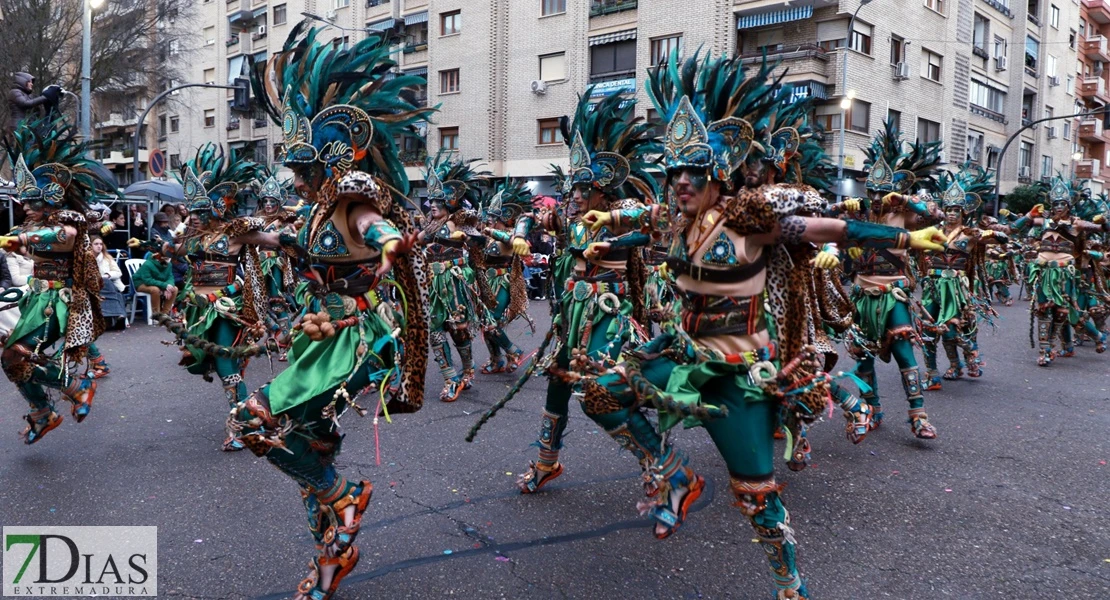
[400,148,428,166]
[253,118,267,128]
[970,105,1007,124]
[227,119,241,131]
[1079,119,1105,142]
[226,35,240,47]
[367,0,389,6]
[403,42,428,53]
[589,0,637,17]
[1077,158,1102,179]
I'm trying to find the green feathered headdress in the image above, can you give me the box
[646,48,782,187]
[250,21,434,199]
[769,99,834,192]
[3,116,119,213]
[562,89,660,200]
[937,163,993,214]
[176,143,266,220]
[864,118,943,194]
[424,150,490,213]
[480,176,533,225]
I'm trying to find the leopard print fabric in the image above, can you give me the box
[52,210,103,363]
[385,199,429,414]
[221,216,268,330]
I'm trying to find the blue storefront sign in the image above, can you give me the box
[590,77,637,97]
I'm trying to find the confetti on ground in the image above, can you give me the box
[892,471,900,475]
[194,539,203,543]
[443,550,453,555]
[1100,461,1107,466]
[751,538,759,543]
[944,488,953,493]
[505,472,513,476]
[495,556,510,562]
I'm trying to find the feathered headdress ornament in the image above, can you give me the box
[177,143,265,219]
[938,164,993,214]
[481,177,533,225]
[4,117,119,212]
[424,150,490,213]
[864,118,943,194]
[562,89,660,199]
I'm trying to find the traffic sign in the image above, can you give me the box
[149,149,166,178]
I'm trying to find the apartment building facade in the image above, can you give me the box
[155,0,1083,200]
[1076,0,1110,193]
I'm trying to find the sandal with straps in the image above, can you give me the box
[480,356,508,374]
[324,480,373,552]
[294,545,361,600]
[517,461,563,494]
[504,350,524,373]
[942,366,963,381]
[64,378,96,423]
[909,411,937,439]
[643,474,704,540]
[21,410,63,445]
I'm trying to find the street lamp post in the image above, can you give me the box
[80,0,105,141]
[991,109,1106,216]
[132,83,239,182]
[836,0,873,203]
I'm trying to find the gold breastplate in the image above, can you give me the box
[306,198,377,265]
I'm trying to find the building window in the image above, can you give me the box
[538,118,563,145]
[1050,4,1059,29]
[204,26,215,46]
[1025,36,1039,71]
[1063,120,1071,140]
[440,127,459,151]
[970,79,1006,113]
[987,145,1000,170]
[1028,0,1040,18]
[651,35,683,66]
[1067,75,1074,95]
[888,109,901,131]
[973,14,989,52]
[967,130,984,163]
[925,0,945,14]
[922,49,942,81]
[204,109,215,128]
[848,99,870,133]
[158,115,167,139]
[817,20,847,52]
[440,69,460,93]
[750,28,784,54]
[918,118,942,144]
[333,0,350,8]
[815,104,842,131]
[890,35,905,65]
[540,53,566,81]
[1046,54,1057,78]
[590,39,636,81]
[1041,155,1053,179]
[542,0,566,16]
[994,36,1007,60]
[170,154,181,169]
[441,10,461,36]
[1069,29,1077,50]
[274,4,287,25]
[170,116,179,133]
[849,22,872,55]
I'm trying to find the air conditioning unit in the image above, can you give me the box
[1049,75,1060,87]
[530,80,548,95]
[894,62,910,80]
[1019,166,1031,178]
[325,10,338,20]
[996,55,1008,72]
[257,25,266,36]
[1047,126,1057,139]
[938,150,947,163]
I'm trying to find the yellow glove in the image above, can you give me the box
[127,237,142,248]
[0,235,19,250]
[843,198,861,213]
[998,208,1011,218]
[881,192,901,206]
[658,261,671,280]
[100,223,115,236]
[1094,214,1106,224]
[980,229,995,238]
[582,209,612,232]
[449,230,467,240]
[908,226,947,252]
[847,247,863,260]
[511,237,531,256]
[812,250,840,270]
[584,242,610,261]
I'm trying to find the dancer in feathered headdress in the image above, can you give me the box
[581,50,947,599]
[474,176,536,373]
[254,171,300,358]
[129,142,267,451]
[226,21,433,599]
[0,116,118,444]
[1003,175,1110,365]
[919,165,1008,390]
[416,150,492,402]
[841,117,946,440]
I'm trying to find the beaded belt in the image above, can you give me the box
[565,278,628,300]
[430,257,467,275]
[703,341,780,385]
[28,277,70,292]
[193,262,236,286]
[927,268,966,278]
[681,294,766,338]
[1035,258,1074,267]
[486,267,511,278]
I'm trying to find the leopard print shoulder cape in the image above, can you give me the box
[52,210,104,363]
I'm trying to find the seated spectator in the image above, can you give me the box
[105,209,131,251]
[131,254,179,316]
[5,248,34,287]
[151,212,174,242]
[91,236,127,329]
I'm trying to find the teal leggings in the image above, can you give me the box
[855,301,923,410]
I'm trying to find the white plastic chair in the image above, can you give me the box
[124,258,152,325]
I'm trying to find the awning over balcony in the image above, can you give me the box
[404,66,428,77]
[368,18,398,32]
[778,80,828,102]
[736,6,813,30]
[589,29,637,46]
[227,56,247,85]
[404,12,428,25]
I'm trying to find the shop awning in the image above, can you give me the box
[736,6,813,30]
[589,29,637,46]
[404,12,428,25]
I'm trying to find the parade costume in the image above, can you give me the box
[589,52,947,600]
[255,174,300,356]
[418,153,491,401]
[0,118,114,444]
[1009,178,1110,364]
[984,238,1019,305]
[476,177,535,373]
[920,167,1002,389]
[844,119,943,439]
[138,144,268,451]
[238,23,431,600]
[511,91,701,532]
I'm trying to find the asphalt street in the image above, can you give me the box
[0,295,1108,600]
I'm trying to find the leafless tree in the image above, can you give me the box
[0,0,194,126]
